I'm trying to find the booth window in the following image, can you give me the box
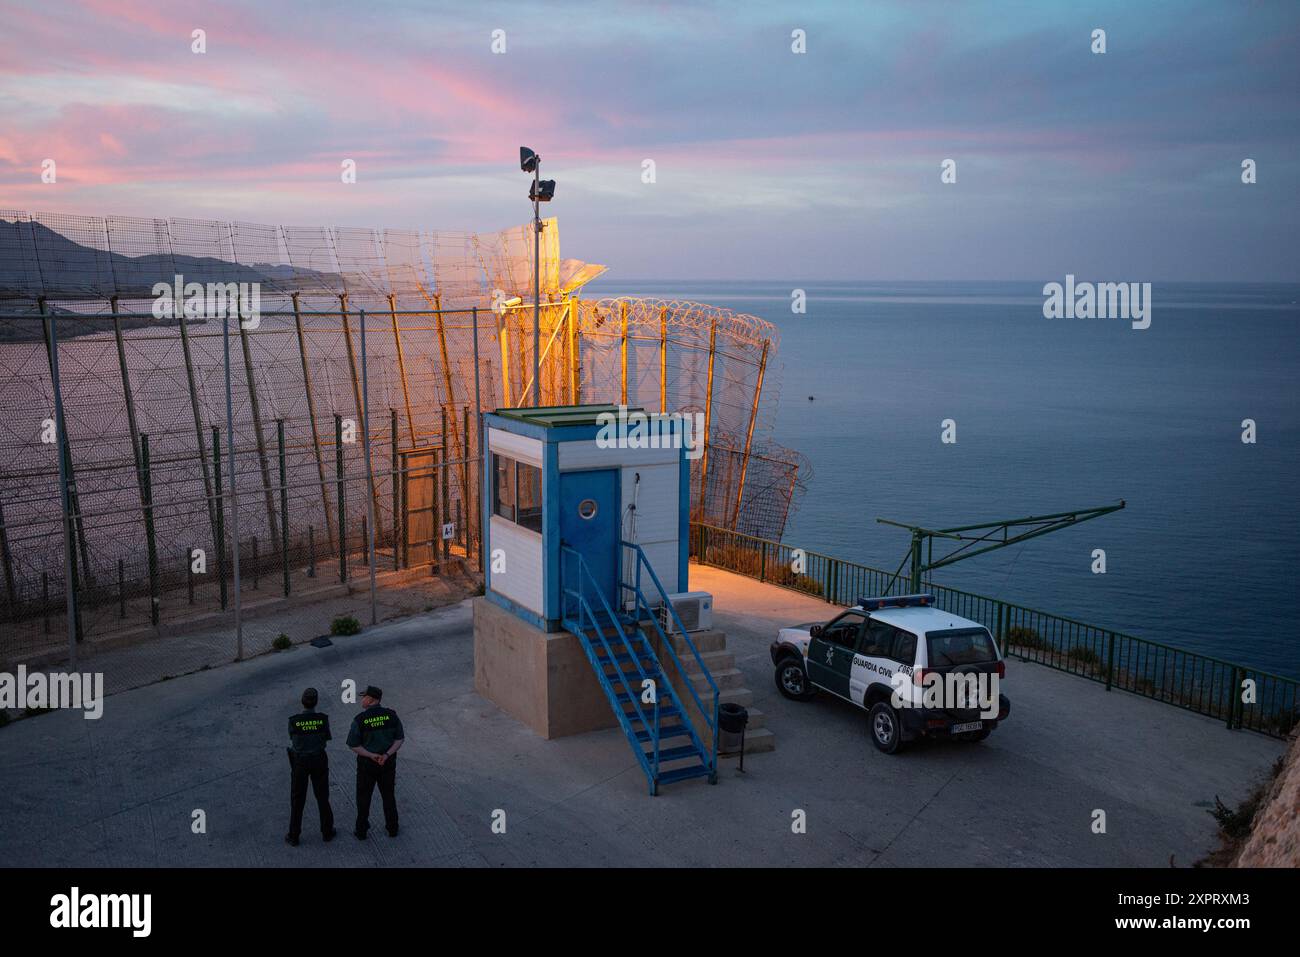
[493,454,517,522]
[492,453,542,533]
[516,462,542,532]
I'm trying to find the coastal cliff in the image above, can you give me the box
[1235,730,1300,867]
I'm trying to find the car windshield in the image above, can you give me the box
[926,628,997,666]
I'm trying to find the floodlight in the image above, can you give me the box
[519,147,539,173]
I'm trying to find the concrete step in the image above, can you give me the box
[719,727,776,756]
[687,666,746,693]
[740,706,768,731]
[674,649,735,675]
[654,628,728,655]
[718,686,754,709]
[635,623,777,754]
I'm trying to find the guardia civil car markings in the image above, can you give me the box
[770,594,1011,754]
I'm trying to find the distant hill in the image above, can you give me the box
[0,218,347,342]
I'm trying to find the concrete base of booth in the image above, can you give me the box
[473,595,617,740]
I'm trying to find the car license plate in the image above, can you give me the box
[951,721,983,734]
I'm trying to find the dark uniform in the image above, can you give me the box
[346,689,404,838]
[286,689,335,845]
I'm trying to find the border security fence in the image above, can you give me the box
[0,210,805,691]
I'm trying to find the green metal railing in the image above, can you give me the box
[690,523,1300,739]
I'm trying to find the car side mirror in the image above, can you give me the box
[810,624,823,638]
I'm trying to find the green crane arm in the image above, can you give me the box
[877,501,1126,593]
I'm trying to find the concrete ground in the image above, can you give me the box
[0,564,1283,867]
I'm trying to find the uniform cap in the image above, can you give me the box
[362,685,383,701]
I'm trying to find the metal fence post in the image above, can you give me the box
[462,405,472,550]
[391,408,400,570]
[336,414,347,582]
[732,338,769,527]
[292,292,334,548]
[140,433,160,625]
[112,297,155,606]
[177,307,220,558]
[698,319,717,522]
[213,427,227,610]
[237,295,280,547]
[441,408,451,563]
[42,300,93,596]
[1105,632,1115,691]
[223,309,244,661]
[0,499,16,622]
[362,307,378,625]
[471,305,484,571]
[44,307,82,659]
[278,419,290,597]
[388,294,416,447]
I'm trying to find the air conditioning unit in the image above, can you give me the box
[657,591,712,634]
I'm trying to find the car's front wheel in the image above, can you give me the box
[774,658,816,701]
[868,701,904,754]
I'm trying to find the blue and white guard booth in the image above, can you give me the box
[480,404,690,631]
[473,404,719,792]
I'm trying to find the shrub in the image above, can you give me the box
[331,614,362,636]
[1067,645,1102,666]
[1005,625,1048,651]
[791,574,825,596]
[272,634,292,651]
[1209,790,1264,840]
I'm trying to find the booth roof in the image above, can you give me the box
[491,404,645,429]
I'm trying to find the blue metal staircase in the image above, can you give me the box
[560,542,719,795]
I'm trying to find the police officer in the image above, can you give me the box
[286,687,336,846]
[346,685,404,839]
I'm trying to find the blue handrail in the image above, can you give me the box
[620,541,720,781]
[561,546,654,714]
[625,577,714,779]
[560,545,663,786]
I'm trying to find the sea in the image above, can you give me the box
[585,279,1300,679]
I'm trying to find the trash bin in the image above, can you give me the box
[719,703,749,769]
[719,702,748,735]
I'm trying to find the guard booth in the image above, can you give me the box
[473,404,717,793]
[479,404,689,632]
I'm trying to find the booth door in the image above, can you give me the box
[559,468,620,617]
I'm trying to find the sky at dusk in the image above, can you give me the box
[1,0,1297,280]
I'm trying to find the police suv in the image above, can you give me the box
[770,594,1011,753]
